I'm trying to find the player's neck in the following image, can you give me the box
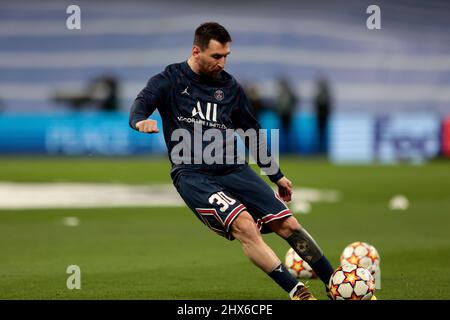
[187,56,201,75]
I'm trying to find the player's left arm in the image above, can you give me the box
[275,176,293,203]
[232,84,292,201]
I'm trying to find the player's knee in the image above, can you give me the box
[231,211,261,244]
[269,216,301,239]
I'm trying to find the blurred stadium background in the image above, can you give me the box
[0,0,449,299]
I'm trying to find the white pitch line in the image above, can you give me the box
[0,182,184,210]
[284,187,342,215]
[291,187,341,203]
[0,182,340,210]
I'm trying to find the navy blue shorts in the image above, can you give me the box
[173,165,292,240]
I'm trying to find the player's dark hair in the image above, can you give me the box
[194,22,232,49]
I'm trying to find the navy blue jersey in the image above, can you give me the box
[129,61,283,183]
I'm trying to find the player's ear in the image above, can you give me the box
[192,45,201,58]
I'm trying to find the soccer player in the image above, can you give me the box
[129,22,335,300]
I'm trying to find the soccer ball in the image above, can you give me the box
[284,248,316,279]
[328,264,375,300]
[340,242,380,275]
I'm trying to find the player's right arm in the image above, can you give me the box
[135,119,159,133]
[129,73,169,134]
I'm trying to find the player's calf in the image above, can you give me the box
[286,228,334,286]
[231,212,308,298]
[268,216,334,286]
[231,211,279,273]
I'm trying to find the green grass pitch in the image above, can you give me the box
[0,156,449,299]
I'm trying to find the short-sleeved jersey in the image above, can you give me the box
[129,61,283,183]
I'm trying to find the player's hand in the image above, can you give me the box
[136,119,159,133]
[276,177,293,203]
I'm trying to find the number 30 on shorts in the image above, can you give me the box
[208,192,236,212]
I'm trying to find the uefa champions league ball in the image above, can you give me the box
[328,264,376,300]
[284,248,317,279]
[340,242,380,275]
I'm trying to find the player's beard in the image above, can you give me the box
[200,68,221,80]
[198,61,222,80]
[209,70,221,80]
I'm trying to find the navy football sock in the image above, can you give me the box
[310,255,334,285]
[268,263,300,293]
